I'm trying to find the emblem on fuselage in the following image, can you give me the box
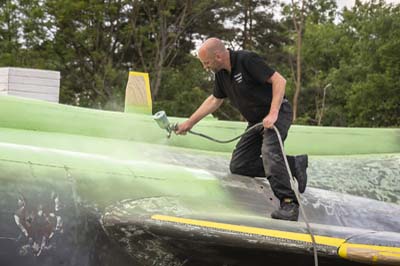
[14,192,64,256]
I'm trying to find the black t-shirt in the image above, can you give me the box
[213,49,276,123]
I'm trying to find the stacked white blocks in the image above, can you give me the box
[0,67,60,102]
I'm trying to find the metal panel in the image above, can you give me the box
[7,67,60,79]
[0,67,60,102]
[0,76,9,83]
[8,91,59,102]
[0,68,9,76]
[8,76,60,87]
[0,83,8,91]
[7,83,60,94]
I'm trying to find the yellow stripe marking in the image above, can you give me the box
[151,214,344,247]
[152,215,400,264]
[339,243,400,254]
[129,71,152,108]
[382,251,400,258]
[338,243,400,264]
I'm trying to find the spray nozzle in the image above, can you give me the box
[153,110,177,138]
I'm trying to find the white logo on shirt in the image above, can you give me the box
[234,73,243,83]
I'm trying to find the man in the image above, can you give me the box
[176,38,308,221]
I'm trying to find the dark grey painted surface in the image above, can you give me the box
[1,148,399,266]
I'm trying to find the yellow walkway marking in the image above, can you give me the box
[151,214,344,247]
[151,214,400,265]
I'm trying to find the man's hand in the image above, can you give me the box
[175,120,194,135]
[263,112,278,129]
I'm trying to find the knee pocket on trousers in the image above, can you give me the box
[229,161,240,174]
[230,161,255,176]
[263,151,284,177]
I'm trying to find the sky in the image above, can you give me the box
[336,0,400,9]
[193,0,400,51]
[279,0,400,9]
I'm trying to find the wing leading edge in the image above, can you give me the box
[102,197,400,266]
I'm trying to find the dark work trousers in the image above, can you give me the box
[229,101,297,202]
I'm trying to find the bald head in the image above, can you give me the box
[198,38,230,73]
[198,38,226,58]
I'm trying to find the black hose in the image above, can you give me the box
[188,122,263,143]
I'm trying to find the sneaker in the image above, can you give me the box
[271,198,299,221]
[294,154,308,193]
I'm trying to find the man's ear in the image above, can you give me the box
[215,52,222,61]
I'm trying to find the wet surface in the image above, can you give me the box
[0,141,399,266]
[0,166,137,266]
[102,196,381,266]
[152,149,400,204]
[1,95,399,265]
[308,155,400,204]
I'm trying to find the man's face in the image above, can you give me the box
[198,50,222,73]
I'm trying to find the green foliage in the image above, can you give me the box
[153,54,240,120]
[291,0,400,127]
[154,87,208,118]
[0,0,21,66]
[152,54,211,116]
[0,0,399,127]
[339,0,400,126]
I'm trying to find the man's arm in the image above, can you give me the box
[176,95,224,134]
[263,71,287,128]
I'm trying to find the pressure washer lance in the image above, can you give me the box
[153,110,318,266]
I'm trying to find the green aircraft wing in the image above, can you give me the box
[0,95,399,266]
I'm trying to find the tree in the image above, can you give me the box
[282,0,337,122]
[129,0,227,101]
[289,0,305,122]
[301,20,345,125]
[44,0,139,108]
[1,0,399,127]
[341,0,400,126]
[0,0,23,66]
